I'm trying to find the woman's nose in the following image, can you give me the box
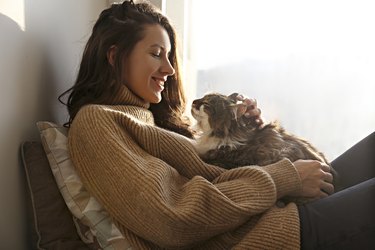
[161,58,175,76]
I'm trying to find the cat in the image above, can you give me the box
[190,93,337,200]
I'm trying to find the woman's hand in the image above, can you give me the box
[292,159,334,199]
[235,94,264,127]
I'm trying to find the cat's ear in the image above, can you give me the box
[228,93,239,101]
[232,103,247,120]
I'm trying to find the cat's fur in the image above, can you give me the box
[191,93,338,203]
[191,92,332,171]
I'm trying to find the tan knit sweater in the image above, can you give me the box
[68,85,302,249]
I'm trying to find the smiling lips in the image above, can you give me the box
[152,77,166,90]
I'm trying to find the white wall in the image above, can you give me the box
[0,0,107,248]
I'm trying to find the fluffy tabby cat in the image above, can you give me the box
[191,93,335,177]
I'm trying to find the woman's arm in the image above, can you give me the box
[68,105,302,248]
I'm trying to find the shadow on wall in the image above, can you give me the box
[0,12,56,137]
[23,0,106,125]
[23,0,68,124]
[0,6,66,248]
[0,13,36,249]
[1,1,107,248]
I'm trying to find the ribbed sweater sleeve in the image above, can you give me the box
[68,104,301,249]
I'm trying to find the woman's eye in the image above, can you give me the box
[151,53,161,58]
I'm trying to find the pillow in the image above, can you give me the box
[37,121,132,250]
[21,141,90,250]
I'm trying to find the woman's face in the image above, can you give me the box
[123,24,175,103]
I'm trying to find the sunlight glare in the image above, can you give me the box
[0,0,25,31]
[192,0,375,69]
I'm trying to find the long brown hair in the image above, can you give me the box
[59,0,193,137]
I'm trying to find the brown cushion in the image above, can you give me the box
[21,141,90,250]
[37,121,129,249]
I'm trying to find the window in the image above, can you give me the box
[179,0,375,160]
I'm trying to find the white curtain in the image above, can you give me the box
[186,0,375,160]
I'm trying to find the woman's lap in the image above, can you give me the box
[331,131,375,190]
[298,178,375,249]
[298,132,375,250]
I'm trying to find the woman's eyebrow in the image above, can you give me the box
[150,44,170,52]
[150,44,164,50]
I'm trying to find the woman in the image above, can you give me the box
[60,1,374,249]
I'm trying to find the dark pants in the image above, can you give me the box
[298,132,375,250]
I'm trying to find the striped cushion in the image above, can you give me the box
[37,121,132,250]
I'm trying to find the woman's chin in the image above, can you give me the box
[147,93,162,104]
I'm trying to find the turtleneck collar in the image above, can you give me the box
[108,84,150,109]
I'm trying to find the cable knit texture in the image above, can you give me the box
[68,85,302,249]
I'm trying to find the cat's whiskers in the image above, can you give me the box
[193,124,247,155]
[191,101,249,154]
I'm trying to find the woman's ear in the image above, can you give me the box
[107,45,117,67]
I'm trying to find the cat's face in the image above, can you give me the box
[191,93,247,136]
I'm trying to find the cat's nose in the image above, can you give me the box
[192,99,203,107]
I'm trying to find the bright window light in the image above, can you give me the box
[187,0,375,160]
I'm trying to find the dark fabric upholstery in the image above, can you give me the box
[21,141,89,250]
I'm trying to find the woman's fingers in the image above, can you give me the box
[323,170,333,183]
[245,108,261,118]
[321,163,331,173]
[320,164,335,194]
[293,159,335,198]
[317,163,334,196]
[234,94,263,123]
[320,180,335,195]
[319,191,329,199]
